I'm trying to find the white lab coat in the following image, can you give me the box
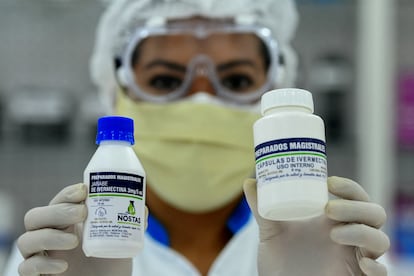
[4,216,400,276]
[3,218,259,276]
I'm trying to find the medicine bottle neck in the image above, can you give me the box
[98,140,133,147]
[263,105,313,116]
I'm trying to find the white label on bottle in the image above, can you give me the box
[86,172,145,241]
[255,138,327,187]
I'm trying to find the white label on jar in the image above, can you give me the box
[255,138,327,187]
[86,172,145,241]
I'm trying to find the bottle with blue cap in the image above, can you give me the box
[82,116,146,258]
[253,88,328,221]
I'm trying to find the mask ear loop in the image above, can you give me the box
[111,56,131,100]
[116,67,129,88]
[113,57,140,104]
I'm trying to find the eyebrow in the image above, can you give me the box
[145,59,186,72]
[217,60,257,72]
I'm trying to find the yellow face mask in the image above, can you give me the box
[115,91,260,213]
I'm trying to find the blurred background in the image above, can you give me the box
[0,0,413,275]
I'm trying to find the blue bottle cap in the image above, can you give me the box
[96,116,135,145]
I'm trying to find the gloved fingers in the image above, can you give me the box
[18,254,68,276]
[243,178,281,238]
[24,203,87,231]
[326,199,386,228]
[49,183,87,205]
[359,257,388,276]
[328,176,370,202]
[144,206,149,231]
[330,223,390,259]
[243,178,260,220]
[17,228,79,259]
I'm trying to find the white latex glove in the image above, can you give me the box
[244,176,390,276]
[16,183,145,276]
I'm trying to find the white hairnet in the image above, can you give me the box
[90,0,299,112]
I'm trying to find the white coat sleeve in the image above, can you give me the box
[3,243,23,276]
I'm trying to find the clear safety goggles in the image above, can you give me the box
[117,19,278,104]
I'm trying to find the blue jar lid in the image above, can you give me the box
[96,116,135,145]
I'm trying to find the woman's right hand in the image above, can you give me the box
[16,183,132,276]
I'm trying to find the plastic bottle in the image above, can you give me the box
[82,116,146,258]
[253,88,328,221]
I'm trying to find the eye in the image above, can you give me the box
[220,74,254,92]
[148,75,183,93]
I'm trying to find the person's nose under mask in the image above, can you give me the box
[115,89,260,213]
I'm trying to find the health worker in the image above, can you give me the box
[4,0,390,275]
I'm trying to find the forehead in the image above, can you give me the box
[137,33,263,63]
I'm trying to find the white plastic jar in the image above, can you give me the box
[253,88,328,221]
[82,116,146,258]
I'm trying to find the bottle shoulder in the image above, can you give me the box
[255,112,324,126]
[253,112,325,142]
[85,145,144,174]
[261,111,322,119]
